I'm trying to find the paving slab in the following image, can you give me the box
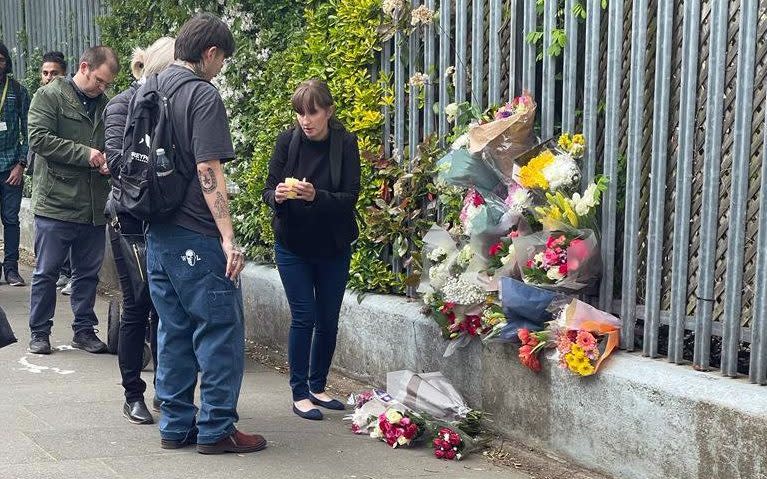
[0,265,529,479]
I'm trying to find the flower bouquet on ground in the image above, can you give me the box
[370,407,428,448]
[513,229,600,292]
[345,389,399,435]
[552,299,621,376]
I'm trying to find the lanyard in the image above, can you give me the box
[0,77,8,121]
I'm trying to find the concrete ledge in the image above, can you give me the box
[242,263,767,479]
[13,200,767,479]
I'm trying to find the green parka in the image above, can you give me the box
[27,77,110,225]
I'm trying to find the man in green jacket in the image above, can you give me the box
[27,46,119,355]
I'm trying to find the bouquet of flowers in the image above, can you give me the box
[467,93,537,185]
[517,148,580,193]
[517,327,550,372]
[483,277,564,342]
[436,147,501,197]
[345,389,399,435]
[433,427,469,460]
[370,407,427,448]
[557,132,586,158]
[552,299,621,376]
[513,230,600,292]
[534,175,609,231]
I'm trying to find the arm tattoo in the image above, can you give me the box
[213,191,229,219]
[199,167,217,193]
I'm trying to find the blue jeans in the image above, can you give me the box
[29,216,105,336]
[275,242,351,401]
[0,168,22,273]
[147,223,244,445]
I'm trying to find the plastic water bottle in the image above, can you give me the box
[155,148,173,177]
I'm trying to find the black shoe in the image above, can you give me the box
[152,397,162,412]
[161,429,198,450]
[309,393,346,411]
[5,270,26,287]
[292,404,323,420]
[71,330,108,354]
[123,400,154,425]
[28,334,51,355]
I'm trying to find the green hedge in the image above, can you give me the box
[99,0,433,295]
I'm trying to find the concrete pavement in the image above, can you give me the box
[0,264,528,479]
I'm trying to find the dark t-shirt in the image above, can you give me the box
[68,77,99,120]
[158,65,235,237]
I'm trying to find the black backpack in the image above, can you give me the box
[115,73,202,221]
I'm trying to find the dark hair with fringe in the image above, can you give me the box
[0,43,12,75]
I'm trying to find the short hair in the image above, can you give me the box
[41,51,67,73]
[79,46,120,75]
[0,42,12,75]
[174,13,235,63]
[130,37,175,80]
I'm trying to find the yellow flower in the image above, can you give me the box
[571,344,586,359]
[578,362,595,376]
[519,150,554,190]
[558,133,572,150]
[572,133,585,145]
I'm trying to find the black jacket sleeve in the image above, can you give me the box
[311,132,361,218]
[104,86,135,174]
[262,129,292,216]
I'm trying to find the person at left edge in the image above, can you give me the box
[0,42,30,288]
[27,46,118,355]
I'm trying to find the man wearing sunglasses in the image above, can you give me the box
[27,46,118,355]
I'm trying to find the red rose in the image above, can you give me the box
[489,241,504,256]
[435,449,445,459]
[472,191,485,206]
[446,450,457,460]
[449,434,461,446]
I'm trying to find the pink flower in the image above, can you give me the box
[576,330,598,351]
[509,229,520,239]
[489,242,504,257]
[543,249,561,266]
[558,264,568,275]
[472,191,485,207]
[567,238,591,271]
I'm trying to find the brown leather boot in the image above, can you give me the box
[196,429,267,455]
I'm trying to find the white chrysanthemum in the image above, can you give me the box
[410,5,435,26]
[428,247,448,264]
[444,103,459,123]
[451,133,469,150]
[382,0,404,18]
[442,277,486,305]
[409,72,430,88]
[534,252,545,264]
[508,188,531,214]
[423,291,435,305]
[542,154,579,191]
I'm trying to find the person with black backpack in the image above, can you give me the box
[0,42,30,288]
[104,37,176,427]
[117,13,266,454]
[262,79,361,421]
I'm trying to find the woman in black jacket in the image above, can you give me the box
[104,37,175,425]
[263,79,361,420]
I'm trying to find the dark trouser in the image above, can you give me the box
[60,253,72,278]
[108,215,158,403]
[274,242,351,402]
[147,223,244,445]
[29,216,105,336]
[0,168,23,274]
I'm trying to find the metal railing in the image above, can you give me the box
[0,0,106,80]
[381,0,767,384]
